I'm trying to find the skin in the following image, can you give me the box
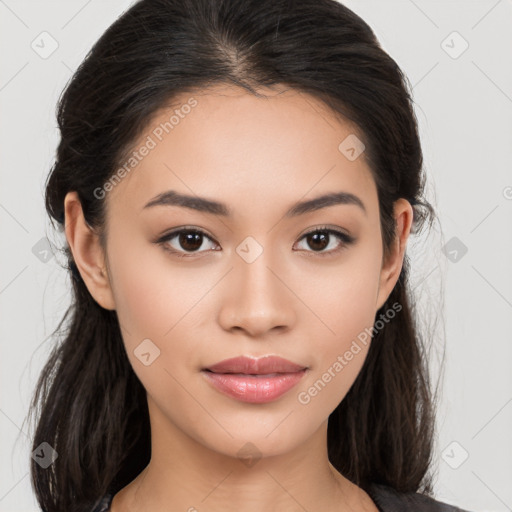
[64,84,413,512]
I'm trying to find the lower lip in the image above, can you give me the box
[201,369,307,403]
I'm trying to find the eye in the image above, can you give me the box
[156,227,219,258]
[155,225,355,258]
[294,226,355,256]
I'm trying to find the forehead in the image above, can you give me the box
[105,84,378,221]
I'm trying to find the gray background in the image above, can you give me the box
[1,1,511,510]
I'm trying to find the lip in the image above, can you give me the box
[203,355,307,374]
[201,356,308,404]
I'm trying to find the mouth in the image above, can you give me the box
[202,355,308,374]
[203,370,290,377]
[201,369,307,403]
[201,355,308,404]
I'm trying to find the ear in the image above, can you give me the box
[63,191,116,310]
[375,198,414,311]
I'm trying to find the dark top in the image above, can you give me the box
[90,483,472,511]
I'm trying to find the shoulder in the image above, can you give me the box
[367,483,472,512]
[90,492,114,512]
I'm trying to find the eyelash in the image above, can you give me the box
[155,225,355,259]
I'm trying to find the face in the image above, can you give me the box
[67,84,412,461]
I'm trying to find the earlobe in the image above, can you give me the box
[375,198,414,311]
[63,191,116,310]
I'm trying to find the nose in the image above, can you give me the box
[217,250,296,338]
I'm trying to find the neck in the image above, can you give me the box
[111,396,377,512]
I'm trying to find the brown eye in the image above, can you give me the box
[156,225,355,259]
[157,228,218,256]
[306,231,330,251]
[177,231,203,252]
[295,227,355,256]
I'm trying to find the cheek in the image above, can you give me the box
[295,250,381,408]
[108,238,205,335]
[106,240,212,375]
[298,248,381,338]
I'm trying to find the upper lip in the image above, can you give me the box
[203,356,307,374]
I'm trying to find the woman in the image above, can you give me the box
[27,0,472,511]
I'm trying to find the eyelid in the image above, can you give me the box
[155,226,218,257]
[155,224,355,257]
[295,225,355,257]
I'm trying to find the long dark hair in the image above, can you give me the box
[25,0,440,510]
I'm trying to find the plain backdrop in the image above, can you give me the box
[1,1,511,511]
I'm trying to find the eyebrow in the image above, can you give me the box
[143,190,367,217]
